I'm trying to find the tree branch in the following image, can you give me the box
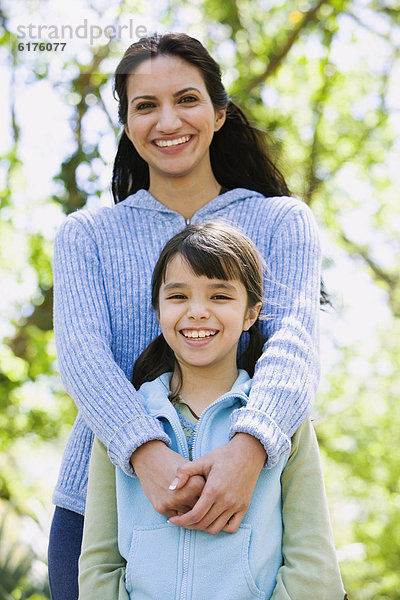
[242,0,330,95]
[340,233,398,290]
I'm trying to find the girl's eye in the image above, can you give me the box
[212,294,232,300]
[167,294,187,300]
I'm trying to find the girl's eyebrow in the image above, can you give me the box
[163,281,237,291]
[130,87,201,104]
[163,282,187,291]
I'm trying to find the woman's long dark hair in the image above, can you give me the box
[132,223,266,398]
[112,32,290,203]
[113,32,330,306]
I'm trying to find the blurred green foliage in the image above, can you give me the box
[1,0,399,596]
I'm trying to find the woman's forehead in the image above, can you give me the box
[126,55,206,98]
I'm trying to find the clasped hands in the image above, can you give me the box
[130,433,266,535]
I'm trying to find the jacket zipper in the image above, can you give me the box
[191,391,248,459]
[153,407,191,600]
[180,391,247,598]
[185,218,191,225]
[155,390,248,600]
[180,529,191,600]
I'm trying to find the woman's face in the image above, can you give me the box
[124,55,226,183]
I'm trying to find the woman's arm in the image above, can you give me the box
[54,215,206,515]
[230,202,322,467]
[78,437,128,600]
[271,419,346,600]
[53,215,170,475]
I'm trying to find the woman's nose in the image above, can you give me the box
[157,105,182,133]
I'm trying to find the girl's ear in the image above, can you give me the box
[243,302,262,332]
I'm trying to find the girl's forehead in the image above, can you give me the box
[162,254,244,288]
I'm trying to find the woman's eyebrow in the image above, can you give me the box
[130,87,201,104]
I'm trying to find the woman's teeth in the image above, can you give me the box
[154,135,191,147]
[182,330,217,338]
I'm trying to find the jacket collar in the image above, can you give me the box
[120,188,264,220]
[138,369,251,416]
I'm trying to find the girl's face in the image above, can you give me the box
[124,55,226,184]
[158,254,261,375]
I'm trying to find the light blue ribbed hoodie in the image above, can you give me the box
[52,188,321,514]
[116,371,288,600]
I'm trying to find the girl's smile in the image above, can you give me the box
[179,327,219,347]
[158,254,260,377]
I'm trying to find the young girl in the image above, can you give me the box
[79,222,346,600]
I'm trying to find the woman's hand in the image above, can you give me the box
[167,433,267,535]
[130,440,205,517]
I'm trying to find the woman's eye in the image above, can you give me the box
[212,294,231,300]
[180,95,198,104]
[136,102,155,111]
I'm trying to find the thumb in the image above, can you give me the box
[168,457,209,490]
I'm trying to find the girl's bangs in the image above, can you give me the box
[179,244,242,282]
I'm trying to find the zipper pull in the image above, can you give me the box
[185,218,191,226]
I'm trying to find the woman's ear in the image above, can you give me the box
[243,302,262,332]
[214,107,227,132]
[124,124,132,143]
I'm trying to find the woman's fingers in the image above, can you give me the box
[221,511,245,533]
[130,441,205,516]
[168,433,266,532]
[169,458,210,490]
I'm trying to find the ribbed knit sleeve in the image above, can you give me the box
[53,216,171,476]
[229,203,321,467]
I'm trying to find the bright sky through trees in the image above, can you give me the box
[1,1,400,597]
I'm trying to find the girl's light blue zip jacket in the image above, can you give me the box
[116,370,289,600]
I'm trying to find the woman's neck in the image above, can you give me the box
[171,361,239,417]
[148,169,222,220]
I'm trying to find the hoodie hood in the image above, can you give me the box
[137,368,251,417]
[120,188,265,222]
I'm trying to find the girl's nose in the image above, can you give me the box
[157,105,182,133]
[186,301,210,320]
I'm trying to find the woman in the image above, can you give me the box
[48,32,322,600]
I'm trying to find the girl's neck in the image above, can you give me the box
[171,361,239,417]
[148,167,222,220]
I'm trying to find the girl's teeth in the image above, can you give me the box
[155,136,190,147]
[183,330,215,338]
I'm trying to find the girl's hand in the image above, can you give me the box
[130,440,205,517]
[167,433,267,534]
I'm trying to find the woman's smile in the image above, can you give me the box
[123,55,226,184]
[152,134,194,154]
